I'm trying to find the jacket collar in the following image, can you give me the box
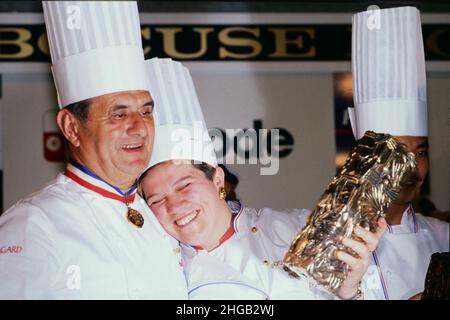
[387,205,418,234]
[185,201,245,252]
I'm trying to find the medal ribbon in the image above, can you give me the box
[65,159,137,204]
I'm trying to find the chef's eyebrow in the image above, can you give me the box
[111,100,154,112]
[111,104,128,112]
[417,142,429,149]
[145,176,193,201]
[142,100,154,110]
[172,176,193,187]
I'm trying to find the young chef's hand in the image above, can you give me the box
[336,218,388,299]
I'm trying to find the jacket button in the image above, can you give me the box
[173,247,181,254]
[263,260,269,266]
[251,227,258,233]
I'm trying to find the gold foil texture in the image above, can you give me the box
[283,131,416,295]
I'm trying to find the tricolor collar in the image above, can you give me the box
[65,159,137,204]
[191,201,244,252]
[192,225,236,251]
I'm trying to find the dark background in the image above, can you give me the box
[1,0,450,13]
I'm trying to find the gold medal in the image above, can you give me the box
[127,207,144,228]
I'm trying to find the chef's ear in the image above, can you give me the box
[57,108,81,148]
[213,165,225,190]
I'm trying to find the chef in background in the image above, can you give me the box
[349,6,450,300]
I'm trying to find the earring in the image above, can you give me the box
[219,187,227,200]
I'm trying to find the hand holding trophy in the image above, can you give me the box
[283,131,416,298]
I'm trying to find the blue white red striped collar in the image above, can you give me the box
[190,201,244,252]
[230,200,244,233]
[65,159,137,204]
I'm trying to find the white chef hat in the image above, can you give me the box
[144,58,217,169]
[42,1,149,108]
[349,6,428,139]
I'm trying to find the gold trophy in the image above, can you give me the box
[283,131,416,295]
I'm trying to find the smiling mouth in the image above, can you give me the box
[121,143,144,151]
[175,210,200,227]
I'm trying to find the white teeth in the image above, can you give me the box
[176,210,199,226]
[122,144,141,149]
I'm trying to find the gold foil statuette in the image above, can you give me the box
[283,131,416,295]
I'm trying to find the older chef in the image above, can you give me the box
[349,6,450,300]
[0,2,187,299]
[138,57,387,300]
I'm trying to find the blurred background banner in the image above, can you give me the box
[1,23,450,62]
[0,2,449,214]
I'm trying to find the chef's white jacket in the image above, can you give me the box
[364,207,449,300]
[182,207,360,300]
[0,173,188,299]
